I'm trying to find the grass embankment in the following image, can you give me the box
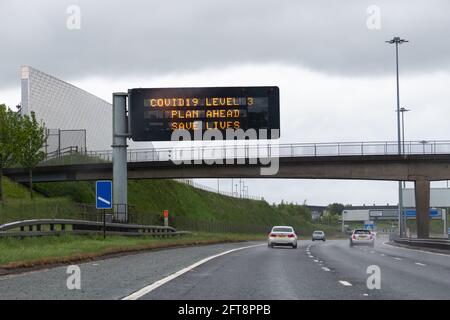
[0,177,342,268]
[31,179,340,236]
[0,178,87,224]
[0,233,264,269]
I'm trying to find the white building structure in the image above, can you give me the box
[20,66,112,151]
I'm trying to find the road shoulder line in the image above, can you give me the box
[122,243,264,300]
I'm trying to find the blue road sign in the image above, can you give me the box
[448,228,450,235]
[364,221,374,230]
[405,209,440,218]
[96,180,112,209]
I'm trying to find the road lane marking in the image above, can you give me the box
[380,253,385,256]
[321,267,330,272]
[339,281,352,286]
[382,241,450,257]
[393,257,402,260]
[415,262,426,266]
[121,244,264,300]
[314,259,319,263]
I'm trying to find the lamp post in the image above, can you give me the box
[400,107,410,233]
[400,107,410,155]
[386,36,409,238]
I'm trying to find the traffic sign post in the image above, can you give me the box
[96,180,112,239]
[96,181,112,209]
[164,210,169,227]
[112,87,279,227]
[364,220,374,231]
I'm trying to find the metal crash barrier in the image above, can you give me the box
[394,237,450,251]
[0,219,191,238]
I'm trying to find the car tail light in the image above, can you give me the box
[352,235,356,240]
[270,233,276,237]
[288,234,295,238]
[369,235,373,240]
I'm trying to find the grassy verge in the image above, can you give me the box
[0,233,265,270]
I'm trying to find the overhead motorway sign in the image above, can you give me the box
[405,208,441,218]
[128,86,280,141]
[96,180,112,209]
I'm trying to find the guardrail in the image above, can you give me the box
[394,237,450,251]
[36,140,450,167]
[0,219,190,238]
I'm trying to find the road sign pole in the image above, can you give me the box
[444,208,448,238]
[103,209,106,239]
[112,93,129,223]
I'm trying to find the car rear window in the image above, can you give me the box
[354,230,370,234]
[313,231,323,234]
[272,227,293,233]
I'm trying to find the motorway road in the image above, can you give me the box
[0,237,449,300]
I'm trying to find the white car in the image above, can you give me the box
[312,230,326,241]
[268,226,298,248]
[349,229,375,247]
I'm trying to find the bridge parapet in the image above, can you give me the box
[33,140,450,167]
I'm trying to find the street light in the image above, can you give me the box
[399,107,410,232]
[386,36,409,238]
[399,107,410,154]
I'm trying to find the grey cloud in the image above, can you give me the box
[1,0,450,89]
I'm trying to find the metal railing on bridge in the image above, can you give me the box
[38,140,450,166]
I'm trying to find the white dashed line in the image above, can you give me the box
[380,254,385,256]
[363,293,369,297]
[321,267,330,272]
[393,257,402,260]
[339,281,352,286]
[314,259,319,263]
[415,262,426,266]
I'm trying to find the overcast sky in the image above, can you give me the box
[1,0,450,205]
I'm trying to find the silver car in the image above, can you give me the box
[349,229,375,247]
[312,230,326,241]
[268,226,298,248]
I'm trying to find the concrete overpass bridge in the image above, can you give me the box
[5,140,450,238]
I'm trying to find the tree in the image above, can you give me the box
[16,112,47,199]
[0,104,20,202]
[326,203,345,216]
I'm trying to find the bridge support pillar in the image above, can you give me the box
[112,93,129,223]
[414,179,430,239]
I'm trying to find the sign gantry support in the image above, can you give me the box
[112,93,130,222]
